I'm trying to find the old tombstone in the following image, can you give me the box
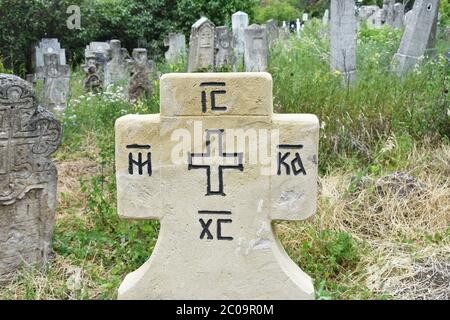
[81,53,102,93]
[164,33,186,65]
[35,38,66,68]
[214,26,234,70]
[383,0,395,26]
[330,0,357,84]
[323,9,330,26]
[104,40,129,89]
[392,3,405,29]
[0,74,62,282]
[188,17,216,72]
[296,18,301,37]
[85,41,111,77]
[393,0,440,75]
[128,48,154,102]
[232,11,249,70]
[115,72,319,299]
[244,25,268,72]
[358,5,383,28]
[266,19,279,46]
[36,53,70,113]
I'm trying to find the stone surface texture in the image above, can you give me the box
[188,17,216,72]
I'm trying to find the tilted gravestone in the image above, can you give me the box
[128,48,154,102]
[393,0,440,75]
[35,38,66,68]
[81,53,102,93]
[104,40,129,89]
[0,74,62,282]
[115,73,319,299]
[36,53,70,113]
[214,26,234,70]
[330,0,357,84]
[244,25,268,72]
[188,17,216,72]
[232,11,249,70]
[164,33,186,65]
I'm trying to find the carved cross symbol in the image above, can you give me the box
[115,73,320,300]
[188,129,243,196]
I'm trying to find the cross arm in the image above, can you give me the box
[115,114,162,220]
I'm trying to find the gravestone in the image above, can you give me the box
[35,38,66,68]
[323,9,330,26]
[330,0,357,84]
[266,19,279,46]
[393,0,440,75]
[232,11,249,70]
[128,48,154,102]
[104,40,129,89]
[188,17,216,72]
[0,74,62,282]
[392,3,405,29]
[85,41,111,77]
[383,0,395,27]
[296,18,301,37]
[81,53,102,93]
[244,25,268,72]
[36,53,70,113]
[164,33,186,65]
[358,5,383,28]
[214,27,234,70]
[115,72,319,299]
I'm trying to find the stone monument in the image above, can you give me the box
[164,33,186,65]
[0,74,62,282]
[232,11,249,70]
[244,25,268,72]
[330,0,357,84]
[392,0,440,75]
[81,53,102,93]
[36,53,70,113]
[115,72,319,299]
[35,38,66,68]
[128,48,154,102]
[214,26,234,70]
[104,40,129,89]
[188,17,216,72]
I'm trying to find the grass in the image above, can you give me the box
[0,20,449,299]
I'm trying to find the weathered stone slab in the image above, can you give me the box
[104,40,129,89]
[35,38,66,68]
[128,48,154,102]
[244,25,268,72]
[81,53,102,93]
[266,19,279,46]
[392,3,405,28]
[85,41,111,77]
[232,11,249,69]
[36,53,70,113]
[0,74,62,282]
[214,26,233,70]
[393,0,440,75]
[115,72,319,299]
[188,17,215,72]
[164,33,186,65]
[330,0,357,83]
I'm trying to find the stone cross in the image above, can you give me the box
[35,38,66,69]
[0,74,62,283]
[393,0,440,76]
[85,41,111,78]
[104,40,129,89]
[188,17,216,72]
[128,48,154,102]
[244,25,268,72]
[164,33,186,65]
[232,11,249,70]
[36,53,70,113]
[214,26,234,70]
[330,0,357,84]
[81,53,102,93]
[115,73,319,299]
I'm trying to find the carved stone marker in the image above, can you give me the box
[232,11,249,69]
[81,53,102,93]
[35,38,66,68]
[266,19,279,46]
[214,26,233,70]
[0,74,62,282]
[115,73,319,299]
[188,17,216,72]
[164,33,186,65]
[244,25,268,72]
[392,3,405,29]
[393,0,440,75]
[330,0,357,84]
[36,53,70,113]
[104,40,129,89]
[85,41,111,78]
[128,48,153,102]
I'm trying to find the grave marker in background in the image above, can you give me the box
[128,48,154,102]
[188,17,215,72]
[244,25,268,72]
[164,33,186,65]
[115,72,319,299]
[214,26,234,70]
[232,11,249,70]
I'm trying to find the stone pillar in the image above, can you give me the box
[232,11,249,70]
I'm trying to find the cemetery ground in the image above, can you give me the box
[0,23,449,300]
